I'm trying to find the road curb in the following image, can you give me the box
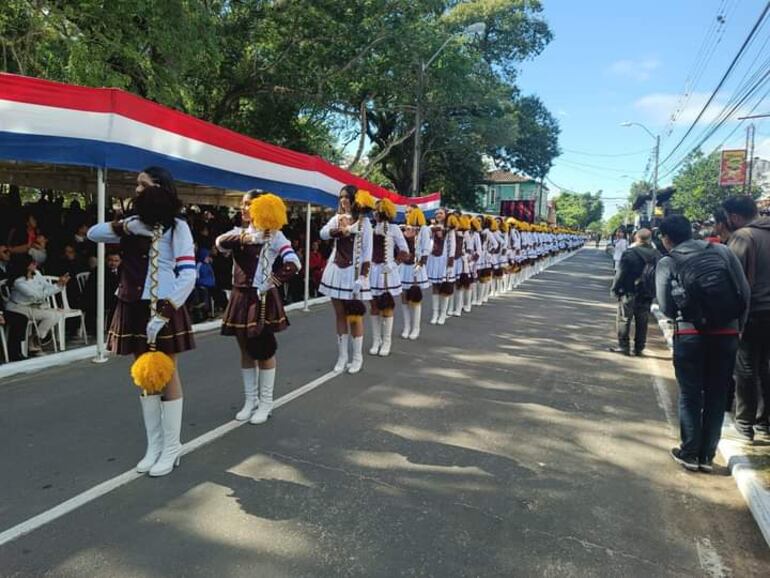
[0,296,330,381]
[651,307,770,549]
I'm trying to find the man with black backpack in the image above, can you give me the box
[723,196,770,442]
[610,228,660,356]
[656,215,749,472]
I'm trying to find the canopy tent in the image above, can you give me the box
[0,73,441,362]
[0,73,440,215]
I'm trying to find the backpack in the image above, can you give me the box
[633,249,659,299]
[669,244,745,329]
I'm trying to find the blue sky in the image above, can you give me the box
[517,0,770,217]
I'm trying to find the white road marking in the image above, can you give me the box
[695,537,730,578]
[0,370,340,547]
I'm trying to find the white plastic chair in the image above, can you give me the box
[43,275,88,351]
[76,271,90,293]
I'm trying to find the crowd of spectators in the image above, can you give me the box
[0,186,333,363]
[608,197,770,474]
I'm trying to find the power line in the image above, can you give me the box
[659,1,770,166]
[561,147,650,158]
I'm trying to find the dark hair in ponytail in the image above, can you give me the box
[132,167,183,230]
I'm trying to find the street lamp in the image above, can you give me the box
[621,121,660,222]
[411,22,485,195]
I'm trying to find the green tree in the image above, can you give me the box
[555,191,604,229]
[1,0,559,200]
[604,204,635,236]
[671,150,760,221]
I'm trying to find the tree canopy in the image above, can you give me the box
[554,191,604,230]
[1,0,560,204]
[670,150,760,221]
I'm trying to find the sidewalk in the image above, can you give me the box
[651,304,770,548]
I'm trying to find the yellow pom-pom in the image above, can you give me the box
[406,207,427,227]
[459,215,471,231]
[376,198,397,221]
[470,216,482,231]
[249,193,288,231]
[499,218,509,233]
[446,214,460,229]
[354,189,377,210]
[131,350,175,394]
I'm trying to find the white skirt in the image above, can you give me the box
[400,263,430,289]
[427,254,454,284]
[319,262,372,301]
[370,262,403,297]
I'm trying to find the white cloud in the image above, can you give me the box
[755,137,770,161]
[632,92,753,127]
[608,58,660,82]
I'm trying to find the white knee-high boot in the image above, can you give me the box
[369,315,382,355]
[149,398,183,477]
[401,305,411,339]
[379,316,394,356]
[235,367,259,421]
[136,395,163,473]
[472,282,480,306]
[409,304,421,340]
[464,288,472,312]
[250,368,275,424]
[334,334,349,372]
[453,289,464,316]
[438,295,450,325]
[430,294,440,324]
[348,336,364,374]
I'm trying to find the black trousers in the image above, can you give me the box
[616,295,651,353]
[734,312,770,433]
[3,309,27,361]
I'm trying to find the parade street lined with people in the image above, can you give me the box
[3,1,770,575]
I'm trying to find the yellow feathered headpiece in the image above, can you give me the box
[354,189,377,210]
[498,218,509,233]
[485,216,498,231]
[470,216,482,231]
[459,215,471,231]
[249,193,288,231]
[406,207,426,227]
[376,198,397,221]
[446,214,460,229]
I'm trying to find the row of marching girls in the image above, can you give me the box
[318,186,585,373]
[88,168,300,478]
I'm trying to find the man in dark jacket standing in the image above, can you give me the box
[723,196,770,442]
[610,228,660,356]
[656,216,750,472]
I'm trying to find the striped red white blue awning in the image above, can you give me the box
[0,73,441,215]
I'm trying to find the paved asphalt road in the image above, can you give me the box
[1,248,768,577]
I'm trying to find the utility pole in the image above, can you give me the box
[411,63,425,196]
[744,123,756,194]
[650,134,659,223]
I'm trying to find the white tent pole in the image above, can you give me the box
[93,168,108,363]
[303,202,311,311]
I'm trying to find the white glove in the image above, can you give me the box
[242,231,265,245]
[146,315,168,345]
[257,278,275,294]
[352,277,363,299]
[124,217,154,237]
